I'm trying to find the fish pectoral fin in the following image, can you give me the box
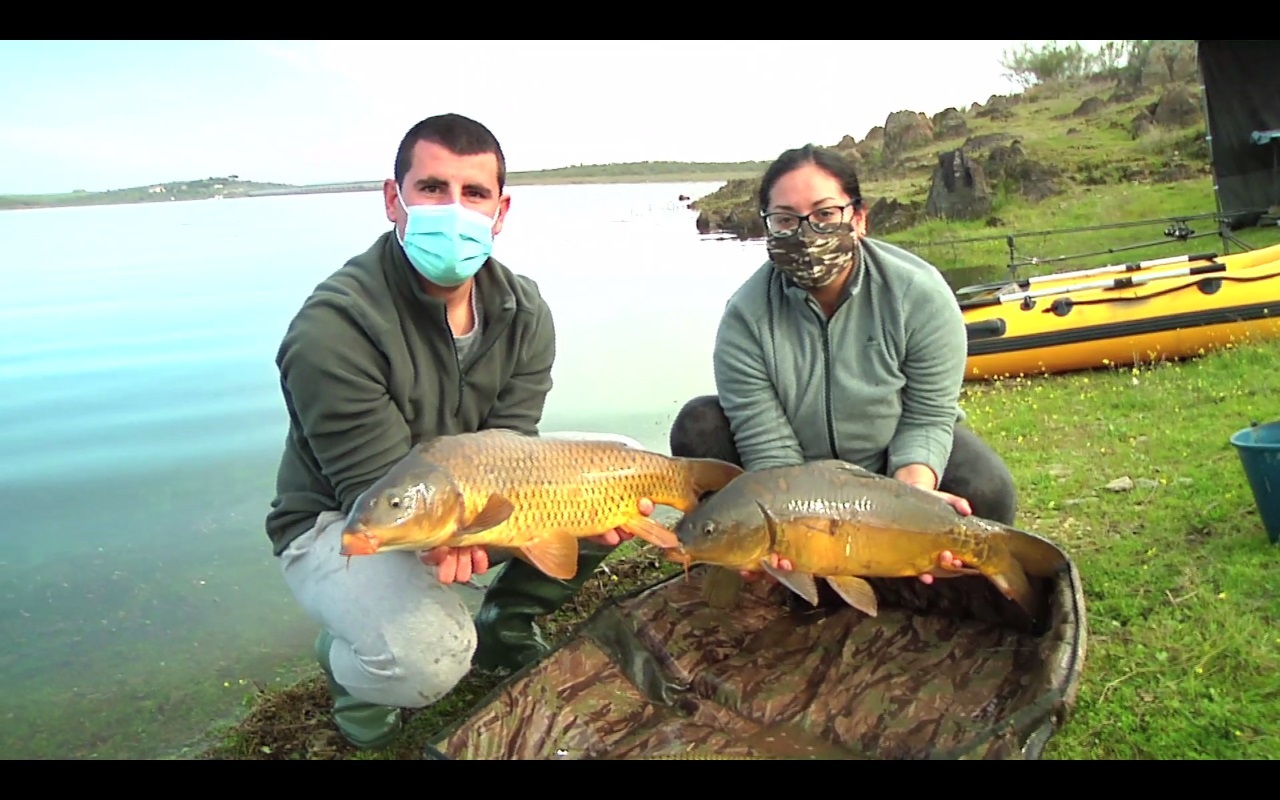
[518,531,580,582]
[701,567,745,610]
[457,493,515,536]
[824,576,879,617]
[618,515,678,549]
[985,559,1038,618]
[761,560,819,606]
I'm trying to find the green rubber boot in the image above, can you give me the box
[472,542,612,673]
[314,630,403,750]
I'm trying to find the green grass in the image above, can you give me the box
[965,342,1280,759]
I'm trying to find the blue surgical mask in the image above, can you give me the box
[395,190,498,287]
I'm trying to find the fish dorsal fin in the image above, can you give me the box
[825,576,879,617]
[761,560,819,605]
[518,530,580,582]
[457,493,515,536]
[754,500,781,549]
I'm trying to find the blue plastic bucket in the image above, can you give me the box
[1229,421,1280,545]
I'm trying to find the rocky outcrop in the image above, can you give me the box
[983,141,1064,202]
[931,108,968,140]
[882,111,934,160]
[974,93,1022,119]
[867,197,923,236]
[687,59,1208,242]
[1152,85,1202,127]
[924,150,993,221]
[1072,96,1106,117]
[1129,85,1203,138]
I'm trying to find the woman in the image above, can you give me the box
[669,143,1018,584]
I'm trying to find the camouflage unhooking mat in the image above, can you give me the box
[424,558,1087,760]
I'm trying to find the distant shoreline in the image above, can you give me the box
[0,162,768,211]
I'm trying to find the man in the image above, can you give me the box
[265,113,650,750]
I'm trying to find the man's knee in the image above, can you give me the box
[669,394,742,465]
[328,601,477,710]
[941,425,1018,525]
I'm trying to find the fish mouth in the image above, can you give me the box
[339,531,380,556]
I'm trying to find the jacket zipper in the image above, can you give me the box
[445,304,514,417]
[810,304,839,459]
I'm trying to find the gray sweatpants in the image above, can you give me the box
[278,430,648,709]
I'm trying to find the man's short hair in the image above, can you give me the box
[394,113,507,190]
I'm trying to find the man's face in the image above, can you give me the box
[383,140,510,239]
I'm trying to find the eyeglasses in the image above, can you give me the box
[760,203,855,237]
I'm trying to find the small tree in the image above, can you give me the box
[999,40,1100,88]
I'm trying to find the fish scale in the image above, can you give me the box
[668,459,1070,621]
[339,428,744,581]
[442,433,691,544]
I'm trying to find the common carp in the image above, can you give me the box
[339,429,744,581]
[665,459,1069,619]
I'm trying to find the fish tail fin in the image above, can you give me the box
[682,458,745,505]
[1000,525,1071,578]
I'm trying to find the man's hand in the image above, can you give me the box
[586,497,655,546]
[420,497,656,583]
[420,545,490,585]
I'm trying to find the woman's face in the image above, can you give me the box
[766,163,866,236]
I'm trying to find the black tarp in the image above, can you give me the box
[1197,40,1280,228]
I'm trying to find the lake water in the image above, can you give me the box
[0,180,769,759]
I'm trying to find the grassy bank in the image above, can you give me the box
[0,161,768,211]
[201,540,686,761]
[197,334,1280,761]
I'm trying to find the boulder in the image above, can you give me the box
[984,141,1063,202]
[924,149,993,221]
[1152,85,1202,128]
[882,111,934,159]
[1071,96,1106,118]
[931,107,968,140]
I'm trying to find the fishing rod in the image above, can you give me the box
[960,260,1228,309]
[1005,223,1210,271]
[900,206,1272,286]
[896,207,1269,250]
[956,248,1221,299]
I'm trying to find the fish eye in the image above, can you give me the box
[702,521,716,536]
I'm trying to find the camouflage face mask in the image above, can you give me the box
[765,223,858,290]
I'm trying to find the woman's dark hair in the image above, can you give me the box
[757,144,863,213]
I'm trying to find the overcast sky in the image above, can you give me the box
[1,39,1112,195]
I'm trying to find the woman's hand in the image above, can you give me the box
[740,550,968,585]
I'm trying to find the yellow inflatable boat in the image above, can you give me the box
[959,242,1280,381]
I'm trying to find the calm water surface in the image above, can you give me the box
[0,181,768,759]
